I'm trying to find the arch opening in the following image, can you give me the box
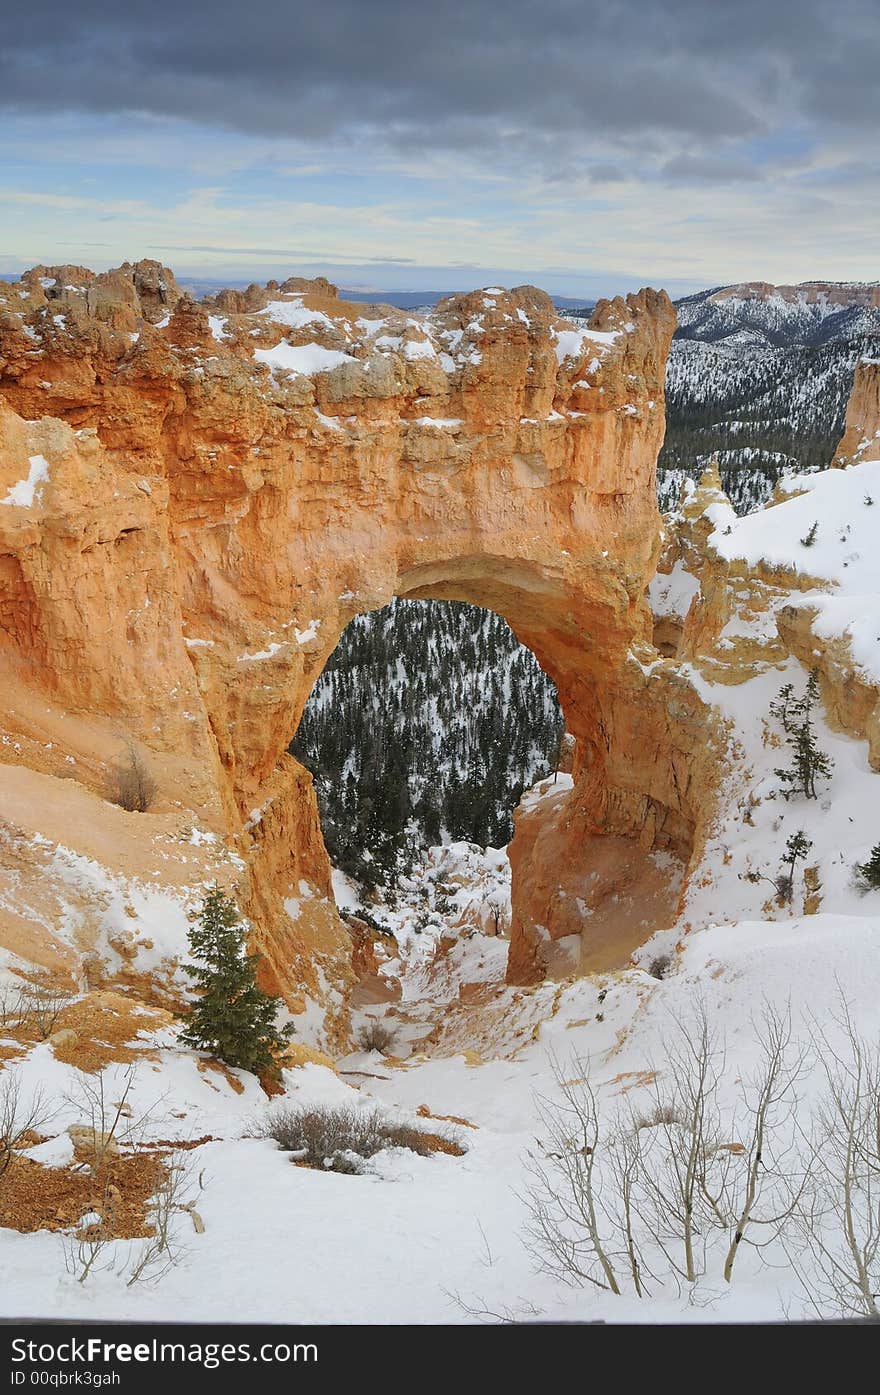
[283,563,699,989]
[291,598,565,898]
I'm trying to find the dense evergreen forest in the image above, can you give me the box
[657,335,877,512]
[291,600,564,887]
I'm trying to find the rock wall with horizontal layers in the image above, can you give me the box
[713,281,880,310]
[0,258,715,1015]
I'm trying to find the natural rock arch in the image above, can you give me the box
[0,261,716,1020]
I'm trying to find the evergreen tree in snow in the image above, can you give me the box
[770,669,834,800]
[855,842,880,892]
[779,830,812,904]
[179,887,292,1079]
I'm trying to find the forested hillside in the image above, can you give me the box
[658,335,876,511]
[291,600,564,886]
[657,281,880,512]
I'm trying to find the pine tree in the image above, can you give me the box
[780,830,812,903]
[771,669,834,800]
[179,887,292,1080]
[855,842,880,891]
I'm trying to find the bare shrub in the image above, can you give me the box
[607,1122,651,1297]
[253,1103,446,1174]
[355,1019,396,1055]
[646,954,672,981]
[63,1205,116,1284]
[721,1005,808,1283]
[635,1004,732,1284]
[518,1002,879,1313]
[0,1073,54,1183]
[64,1161,197,1287]
[788,1006,880,1318]
[64,1064,160,1170]
[631,1101,682,1132]
[109,742,157,813]
[59,1069,193,1287]
[19,974,75,1040]
[523,1009,734,1297]
[522,1053,621,1294]
[0,981,27,1031]
[125,1152,202,1287]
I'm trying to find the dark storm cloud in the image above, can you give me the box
[1,0,876,163]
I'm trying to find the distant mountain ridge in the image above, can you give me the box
[674,279,880,350]
[174,279,595,313]
[658,279,880,512]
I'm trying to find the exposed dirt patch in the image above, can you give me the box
[196,1058,245,1095]
[95,967,187,1015]
[141,1135,216,1153]
[408,1129,465,1158]
[416,1103,478,1130]
[0,1150,166,1237]
[607,1069,660,1094]
[283,1042,337,1073]
[50,991,172,1073]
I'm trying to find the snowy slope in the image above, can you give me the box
[3,904,880,1323]
[708,458,880,687]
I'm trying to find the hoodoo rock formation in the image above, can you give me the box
[0,258,721,1022]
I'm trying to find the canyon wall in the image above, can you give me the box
[712,280,880,311]
[0,259,708,1011]
[833,354,880,468]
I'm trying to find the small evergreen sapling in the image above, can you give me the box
[780,830,812,904]
[179,887,292,1080]
[770,669,834,800]
[800,521,819,547]
[743,830,812,905]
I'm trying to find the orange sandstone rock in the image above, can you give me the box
[833,355,880,469]
[0,260,712,1004]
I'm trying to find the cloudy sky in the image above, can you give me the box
[1,0,877,298]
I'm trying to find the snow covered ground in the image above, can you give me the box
[4,804,880,1323]
[3,901,879,1323]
